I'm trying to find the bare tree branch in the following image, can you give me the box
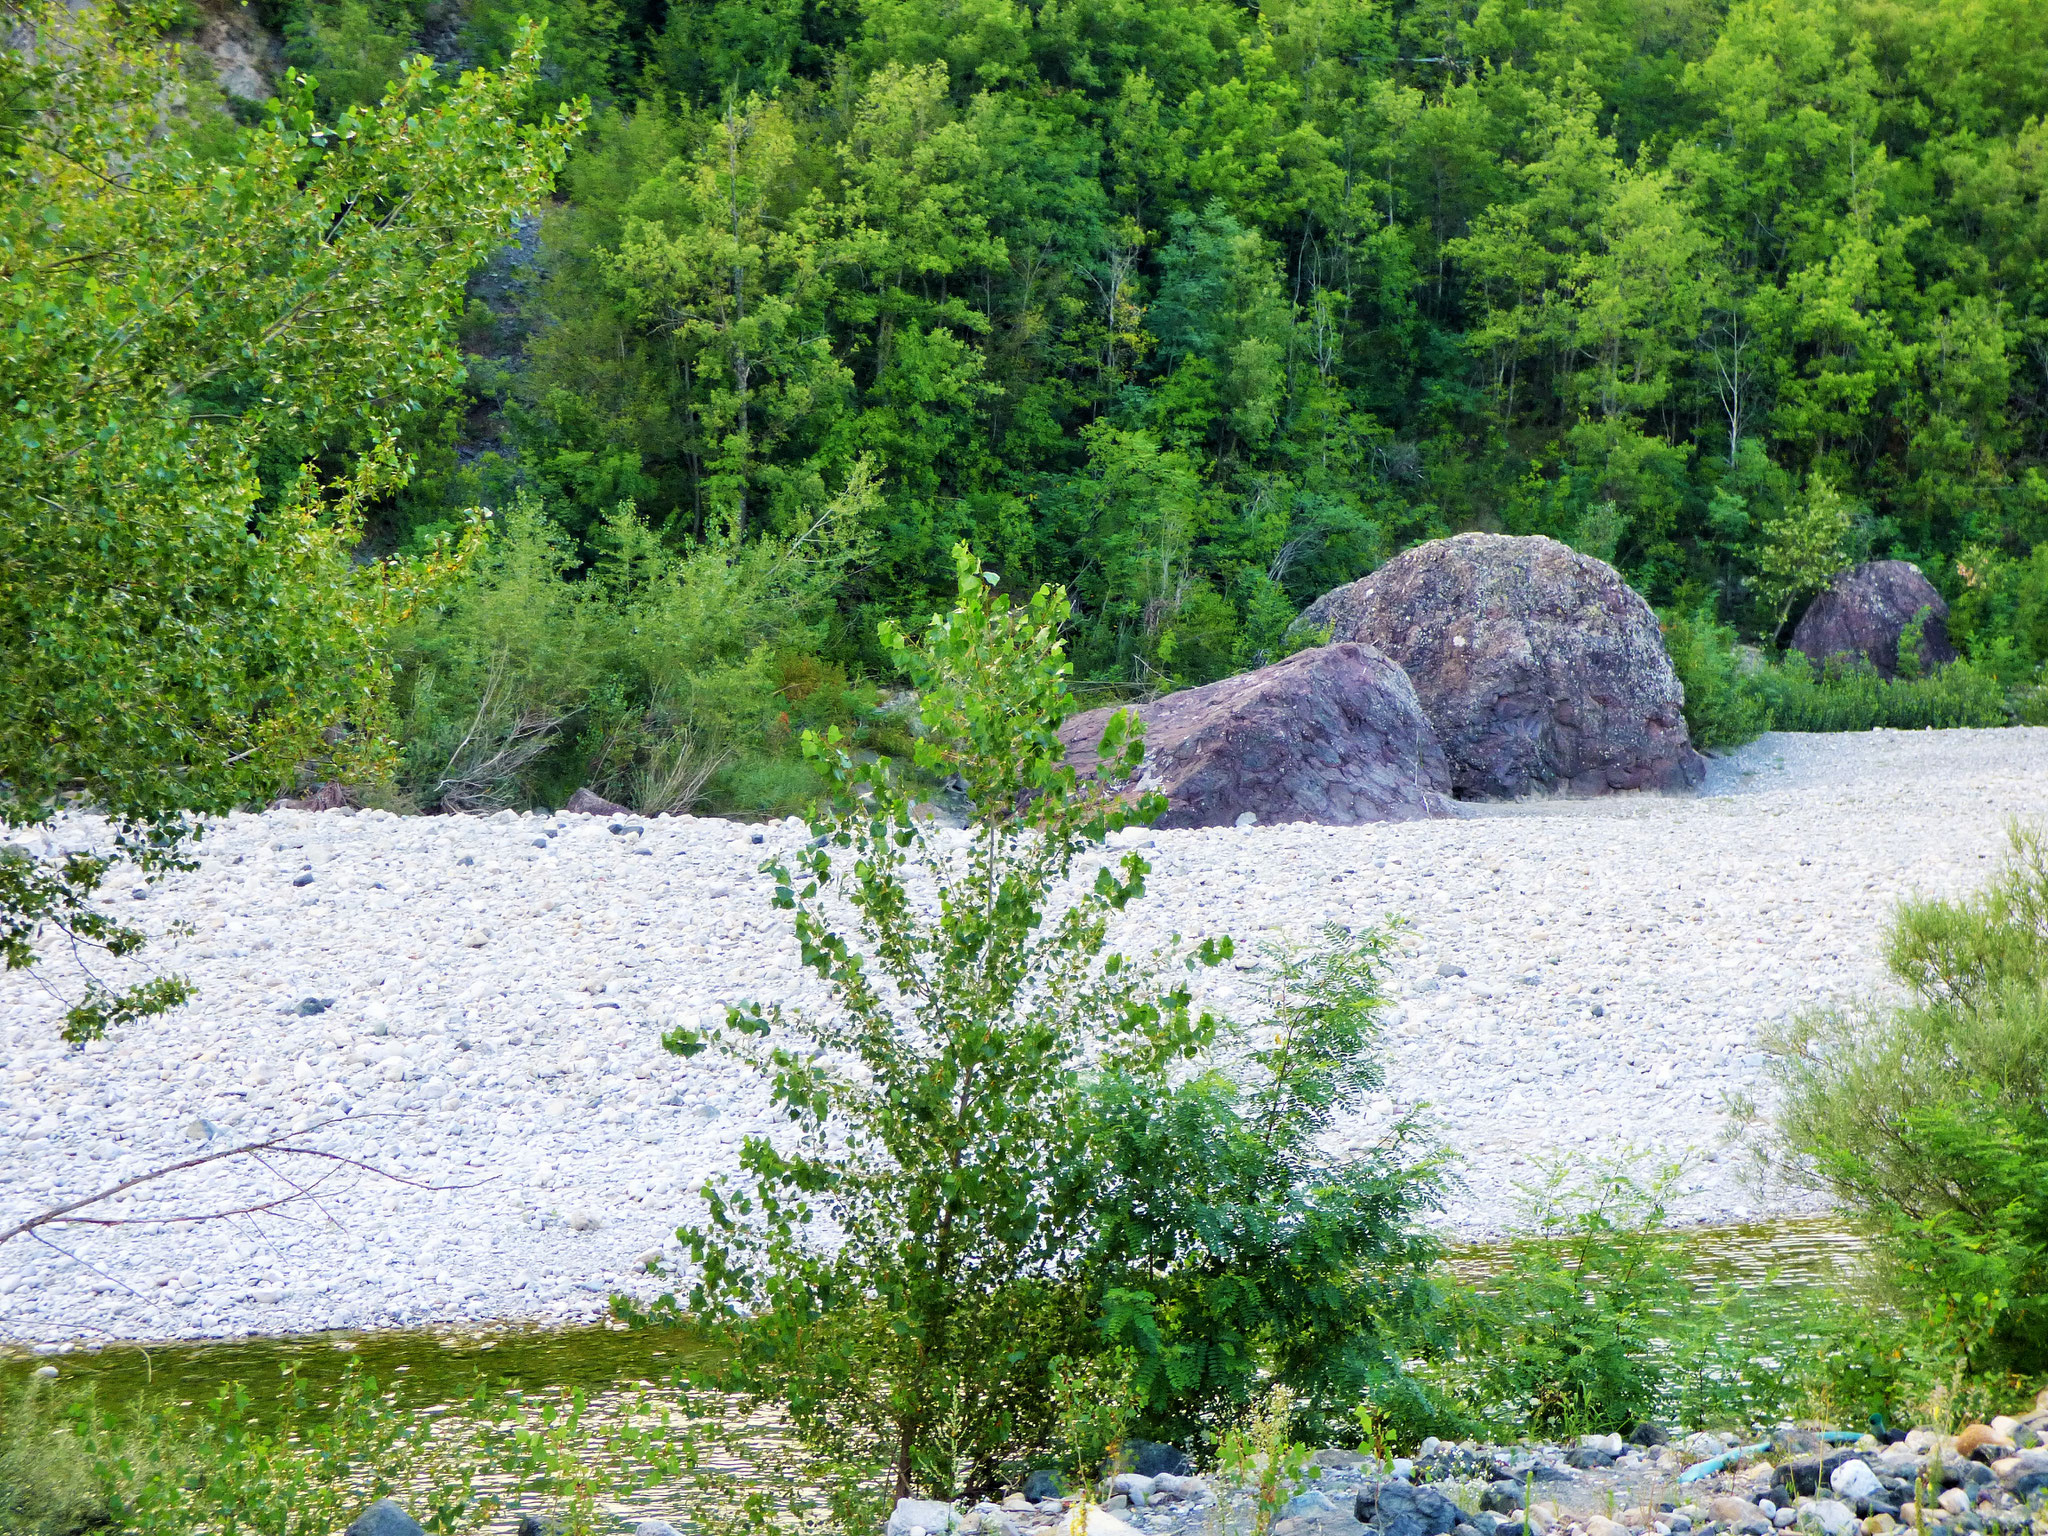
[0,1113,498,1247]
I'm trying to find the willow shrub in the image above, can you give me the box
[390,466,876,815]
[1769,824,2048,1382]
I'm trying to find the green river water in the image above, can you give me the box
[0,1217,1865,1413]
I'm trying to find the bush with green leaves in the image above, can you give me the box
[637,545,1443,1504]
[0,0,576,1039]
[390,468,877,814]
[1420,1157,1872,1439]
[1081,926,1447,1446]
[1434,1160,1695,1437]
[1768,823,2048,1384]
[1751,651,2010,733]
[1659,605,1772,751]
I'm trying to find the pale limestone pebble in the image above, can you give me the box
[3,729,2048,1341]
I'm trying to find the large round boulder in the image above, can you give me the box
[1294,532,1703,799]
[1790,560,1956,679]
[1058,643,1450,829]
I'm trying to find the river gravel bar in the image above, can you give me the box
[5,726,2048,1347]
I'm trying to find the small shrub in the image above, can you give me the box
[1768,823,2048,1382]
[1659,605,1770,751]
[393,466,875,816]
[1216,1385,1315,1536]
[1751,651,2008,732]
[637,545,1443,1504]
[1441,1158,1692,1437]
[0,1378,104,1536]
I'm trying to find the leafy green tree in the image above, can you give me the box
[640,547,1444,1498]
[1754,471,1854,634]
[0,0,578,1037]
[650,545,1209,1500]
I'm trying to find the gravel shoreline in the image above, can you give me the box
[4,727,2047,1348]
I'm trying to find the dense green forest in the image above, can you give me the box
[43,0,2048,814]
[271,0,2048,667]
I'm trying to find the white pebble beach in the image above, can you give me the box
[4,726,2047,1348]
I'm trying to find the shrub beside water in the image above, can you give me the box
[1768,824,2048,1385]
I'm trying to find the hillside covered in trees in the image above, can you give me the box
[67,0,2040,813]
[262,0,2046,668]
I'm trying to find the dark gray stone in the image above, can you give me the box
[563,787,631,816]
[517,1515,566,1536]
[1565,1447,1614,1470]
[1022,1471,1065,1502]
[1631,1423,1670,1448]
[1480,1483,1524,1515]
[1294,533,1703,799]
[1370,1482,1461,1536]
[1790,560,1956,680]
[346,1500,426,1536]
[1121,1439,1191,1477]
[294,997,335,1016]
[292,872,315,887]
[1059,644,1450,829]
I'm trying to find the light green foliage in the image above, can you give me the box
[391,464,876,812]
[1769,823,2048,1380]
[1658,605,1772,750]
[1439,1159,1695,1436]
[1052,1351,1142,1507]
[638,548,1440,1498]
[1217,1385,1315,1536]
[648,544,1214,1500]
[1755,474,1855,635]
[1750,652,2009,732]
[2,1362,629,1536]
[0,0,576,1036]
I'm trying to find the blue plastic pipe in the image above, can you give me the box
[1676,1431,1870,1486]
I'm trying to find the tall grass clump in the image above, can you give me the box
[391,467,878,815]
[1769,823,2048,1383]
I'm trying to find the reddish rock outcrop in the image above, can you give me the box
[1059,643,1450,829]
[1295,533,1703,799]
[1790,560,1956,679]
